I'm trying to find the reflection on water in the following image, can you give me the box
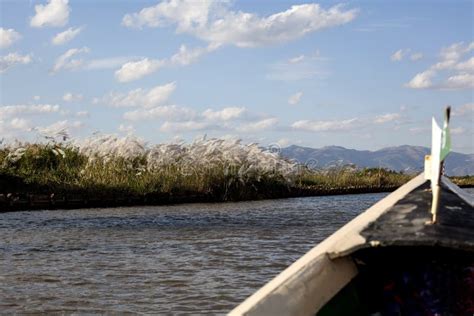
[0,192,419,314]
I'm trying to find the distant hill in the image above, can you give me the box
[280,145,474,176]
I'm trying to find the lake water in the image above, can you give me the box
[1,190,471,314]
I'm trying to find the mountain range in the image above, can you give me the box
[280,145,474,176]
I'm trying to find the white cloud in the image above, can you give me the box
[30,0,70,28]
[51,47,90,73]
[115,58,164,82]
[0,118,32,137]
[289,55,305,64]
[455,56,474,71]
[410,52,423,61]
[406,41,474,90]
[33,95,41,101]
[124,105,196,122]
[10,118,31,130]
[406,70,435,89]
[292,118,360,132]
[51,26,82,45]
[63,92,83,102]
[374,113,401,124]
[170,43,219,66]
[443,73,474,89]
[115,44,217,82]
[0,28,21,49]
[122,0,214,30]
[160,120,212,132]
[0,104,59,119]
[0,53,32,73]
[391,49,423,62]
[288,91,303,105]
[118,124,135,134]
[122,1,357,48]
[390,49,405,62]
[202,107,245,121]
[97,82,176,108]
[237,118,278,132]
[85,56,135,70]
[277,138,291,147]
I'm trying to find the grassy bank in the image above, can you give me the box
[1,136,471,211]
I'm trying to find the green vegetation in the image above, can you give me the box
[0,138,295,201]
[0,138,471,210]
[297,167,413,190]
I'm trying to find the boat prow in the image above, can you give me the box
[229,174,474,315]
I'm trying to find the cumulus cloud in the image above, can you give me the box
[406,70,435,89]
[202,107,245,121]
[96,82,176,108]
[93,80,278,133]
[122,1,357,47]
[30,0,70,28]
[170,43,219,66]
[51,26,82,45]
[0,104,60,119]
[115,44,216,82]
[391,49,423,62]
[0,53,32,72]
[115,58,164,83]
[455,56,474,71]
[63,92,83,102]
[288,92,303,105]
[0,28,21,48]
[406,41,474,90]
[292,118,360,132]
[51,47,90,73]
[122,0,214,30]
[0,118,32,137]
[119,95,274,134]
[10,118,31,130]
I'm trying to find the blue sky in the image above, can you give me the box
[1,0,473,152]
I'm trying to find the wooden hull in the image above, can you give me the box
[229,174,474,315]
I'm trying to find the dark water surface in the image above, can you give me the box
[0,192,432,314]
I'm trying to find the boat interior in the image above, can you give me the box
[229,176,474,316]
[318,246,474,315]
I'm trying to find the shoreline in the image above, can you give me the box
[2,184,473,213]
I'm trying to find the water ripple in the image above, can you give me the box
[0,193,388,314]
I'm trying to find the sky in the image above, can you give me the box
[0,0,473,153]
